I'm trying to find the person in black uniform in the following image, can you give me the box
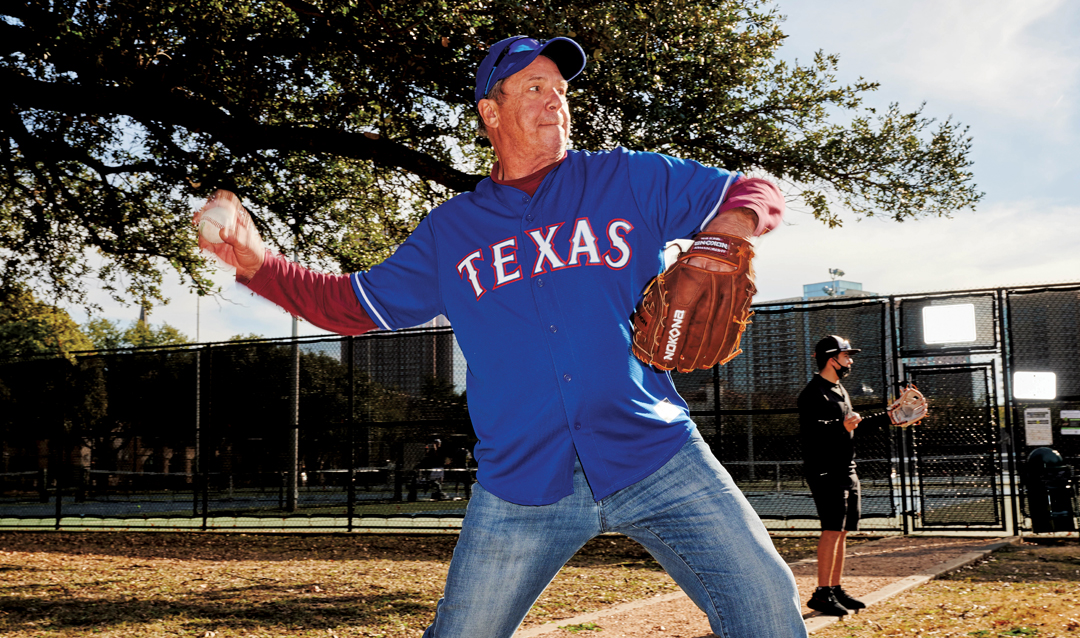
[799,335,891,616]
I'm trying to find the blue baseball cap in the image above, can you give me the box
[474,36,587,105]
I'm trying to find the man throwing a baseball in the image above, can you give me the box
[799,336,927,616]
[197,35,806,637]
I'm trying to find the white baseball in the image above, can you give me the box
[198,206,234,244]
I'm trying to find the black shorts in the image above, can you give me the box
[806,471,861,532]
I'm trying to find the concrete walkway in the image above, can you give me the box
[514,535,1019,637]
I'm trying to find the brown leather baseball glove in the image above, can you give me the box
[888,383,929,427]
[631,232,756,373]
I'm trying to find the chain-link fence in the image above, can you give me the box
[2,283,1078,533]
[1007,286,1080,532]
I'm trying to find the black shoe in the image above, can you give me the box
[807,589,849,616]
[832,586,866,611]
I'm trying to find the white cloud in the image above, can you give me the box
[876,0,1078,122]
[753,201,1080,302]
[781,0,1080,135]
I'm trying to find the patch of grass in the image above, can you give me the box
[0,531,849,637]
[558,621,602,632]
[811,538,1080,638]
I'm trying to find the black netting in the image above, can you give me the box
[703,300,891,522]
[3,285,1079,533]
[1008,288,1080,402]
[898,294,997,354]
[1006,288,1080,528]
[0,329,472,529]
[719,300,888,411]
[906,366,1003,528]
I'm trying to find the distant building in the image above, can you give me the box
[802,279,878,301]
[342,315,468,397]
[724,279,885,402]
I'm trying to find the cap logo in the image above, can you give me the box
[482,38,544,98]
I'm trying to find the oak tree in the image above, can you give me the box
[2,0,981,309]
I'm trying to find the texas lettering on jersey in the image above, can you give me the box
[455,217,634,299]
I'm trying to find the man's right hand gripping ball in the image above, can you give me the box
[193,189,265,281]
[631,233,757,373]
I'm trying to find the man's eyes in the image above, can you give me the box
[527,85,569,94]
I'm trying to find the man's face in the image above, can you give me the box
[484,55,571,159]
[835,352,854,368]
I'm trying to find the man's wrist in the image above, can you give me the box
[703,207,757,240]
[236,249,269,285]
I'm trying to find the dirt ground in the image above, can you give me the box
[518,536,1012,637]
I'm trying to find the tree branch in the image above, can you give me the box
[4,71,485,193]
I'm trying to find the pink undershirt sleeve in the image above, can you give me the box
[717,176,785,237]
[238,250,377,335]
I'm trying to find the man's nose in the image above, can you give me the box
[546,88,564,109]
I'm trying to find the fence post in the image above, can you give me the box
[286,327,300,512]
[999,288,1021,535]
[711,363,721,455]
[53,466,62,530]
[393,440,404,502]
[38,467,48,503]
[347,336,356,532]
[889,294,912,535]
[194,347,201,518]
[197,345,210,531]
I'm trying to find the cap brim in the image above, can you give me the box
[476,37,587,104]
[536,37,587,84]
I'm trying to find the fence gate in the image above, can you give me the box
[899,363,1009,533]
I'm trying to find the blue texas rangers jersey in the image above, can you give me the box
[351,147,740,505]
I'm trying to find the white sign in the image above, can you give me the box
[922,304,977,344]
[1025,408,1053,446]
[1014,371,1057,400]
[1063,410,1080,436]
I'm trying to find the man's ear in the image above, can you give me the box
[478,98,499,130]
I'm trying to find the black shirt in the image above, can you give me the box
[798,374,889,477]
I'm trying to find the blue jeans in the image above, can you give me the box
[423,431,807,638]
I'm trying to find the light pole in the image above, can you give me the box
[824,268,845,297]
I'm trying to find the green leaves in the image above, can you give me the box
[2,0,981,309]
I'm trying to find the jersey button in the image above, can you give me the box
[526,213,534,221]
[522,195,530,203]
[549,325,557,333]
[537,278,544,287]
[563,374,571,382]
[574,423,581,430]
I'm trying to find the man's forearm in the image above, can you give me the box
[241,250,377,335]
[705,177,785,239]
[704,207,757,239]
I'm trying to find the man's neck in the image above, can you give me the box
[490,156,566,197]
[495,151,566,180]
[820,368,840,384]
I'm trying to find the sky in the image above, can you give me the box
[69,0,1080,341]
[753,0,1080,302]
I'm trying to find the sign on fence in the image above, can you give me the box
[1025,408,1053,446]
